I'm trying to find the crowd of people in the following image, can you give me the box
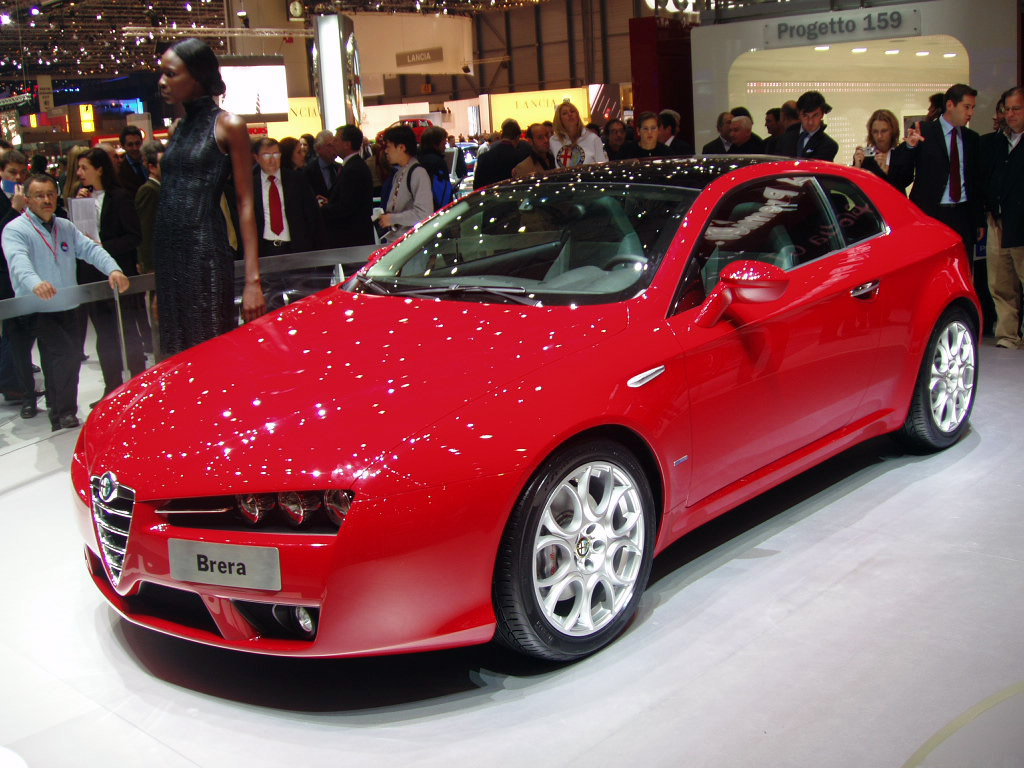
[1,50,1021,430]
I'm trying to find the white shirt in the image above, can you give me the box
[1008,130,1023,151]
[549,130,608,167]
[260,170,291,242]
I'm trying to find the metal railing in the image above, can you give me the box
[0,244,378,383]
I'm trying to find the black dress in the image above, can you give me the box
[154,96,236,356]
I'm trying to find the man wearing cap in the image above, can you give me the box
[777,91,839,161]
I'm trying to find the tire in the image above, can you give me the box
[898,306,978,452]
[493,440,656,661]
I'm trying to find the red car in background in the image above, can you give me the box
[73,157,979,664]
[374,118,434,145]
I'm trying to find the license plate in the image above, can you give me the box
[168,539,281,591]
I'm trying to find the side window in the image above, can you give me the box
[697,176,840,294]
[817,176,886,246]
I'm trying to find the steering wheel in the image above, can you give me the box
[603,254,648,271]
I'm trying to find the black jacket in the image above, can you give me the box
[858,155,907,192]
[253,167,324,254]
[776,124,839,161]
[979,130,1024,248]
[304,157,338,201]
[473,140,530,189]
[729,135,766,154]
[890,119,983,230]
[77,186,141,285]
[0,206,18,300]
[621,142,672,159]
[701,137,732,155]
[321,155,375,248]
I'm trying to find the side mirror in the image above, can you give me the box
[694,259,789,328]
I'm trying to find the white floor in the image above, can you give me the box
[2,344,1023,768]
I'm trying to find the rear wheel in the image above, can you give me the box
[899,306,978,452]
[493,440,655,661]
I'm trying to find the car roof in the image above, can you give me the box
[503,155,787,191]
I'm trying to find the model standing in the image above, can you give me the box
[152,38,265,357]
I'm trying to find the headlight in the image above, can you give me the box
[324,489,353,527]
[223,490,353,531]
[237,493,276,525]
[278,491,323,528]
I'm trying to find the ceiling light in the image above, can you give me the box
[916,51,929,56]
[943,53,956,58]
[885,49,899,55]
[30,6,40,15]
[851,47,867,53]
[0,14,10,24]
[236,9,247,16]
[814,45,829,51]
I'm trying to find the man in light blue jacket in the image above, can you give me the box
[3,174,129,430]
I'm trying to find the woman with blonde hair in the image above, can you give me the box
[61,145,89,200]
[853,109,905,189]
[549,100,607,168]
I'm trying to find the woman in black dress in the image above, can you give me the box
[75,148,146,396]
[153,38,265,357]
[852,109,906,191]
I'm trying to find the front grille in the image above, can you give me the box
[90,472,137,587]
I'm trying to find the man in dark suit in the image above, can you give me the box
[117,126,148,198]
[473,119,529,189]
[0,149,34,405]
[728,115,765,154]
[767,101,800,156]
[701,112,734,154]
[657,111,694,156]
[890,83,984,259]
[304,130,339,205]
[252,137,323,257]
[135,139,163,359]
[776,91,839,161]
[322,124,375,248]
[980,86,1024,348]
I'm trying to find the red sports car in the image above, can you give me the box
[72,157,979,662]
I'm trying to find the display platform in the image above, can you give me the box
[2,344,1023,767]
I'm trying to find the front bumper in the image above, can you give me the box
[72,453,503,658]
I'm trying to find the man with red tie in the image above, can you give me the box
[252,137,322,257]
[891,83,985,260]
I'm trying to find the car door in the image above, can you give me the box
[667,174,885,506]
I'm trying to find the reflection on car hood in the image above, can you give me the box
[86,288,628,499]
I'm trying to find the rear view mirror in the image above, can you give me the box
[695,260,789,328]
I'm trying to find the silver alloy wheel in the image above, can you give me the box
[532,461,645,636]
[928,320,976,433]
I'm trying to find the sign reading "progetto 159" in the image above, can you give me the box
[763,8,920,49]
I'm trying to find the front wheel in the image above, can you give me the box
[898,306,978,452]
[493,440,656,661]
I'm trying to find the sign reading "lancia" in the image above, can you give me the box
[396,47,444,68]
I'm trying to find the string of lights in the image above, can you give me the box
[0,0,548,81]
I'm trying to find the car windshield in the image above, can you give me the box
[355,181,698,305]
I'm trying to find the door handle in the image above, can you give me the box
[850,280,880,299]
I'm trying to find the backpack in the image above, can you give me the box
[408,160,455,212]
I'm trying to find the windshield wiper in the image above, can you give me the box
[353,273,391,295]
[392,284,540,306]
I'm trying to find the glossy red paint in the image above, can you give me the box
[73,159,980,658]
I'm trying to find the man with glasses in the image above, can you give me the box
[2,174,129,430]
[252,137,321,257]
[981,86,1024,349]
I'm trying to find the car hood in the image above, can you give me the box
[85,289,628,499]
